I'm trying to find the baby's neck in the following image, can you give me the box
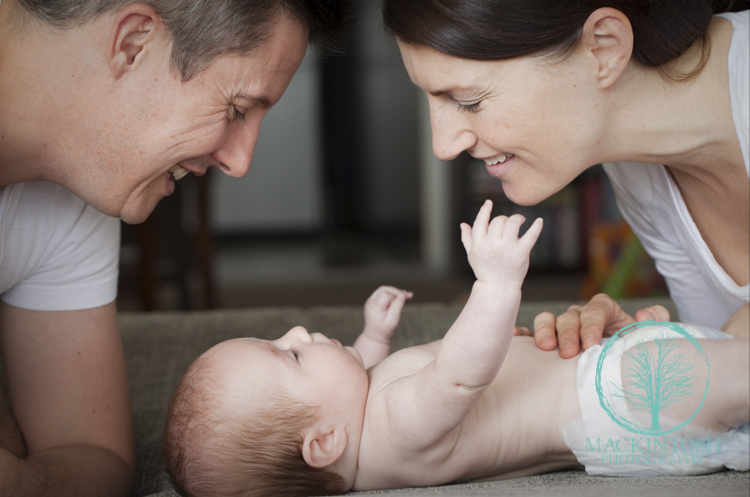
[332,392,369,491]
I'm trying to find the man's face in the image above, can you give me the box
[73,12,308,223]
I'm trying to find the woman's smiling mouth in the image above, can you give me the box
[484,153,514,166]
[483,153,515,179]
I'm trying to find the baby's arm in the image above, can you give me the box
[354,286,413,369]
[383,201,543,449]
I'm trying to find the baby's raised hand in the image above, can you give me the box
[460,200,543,287]
[363,286,414,343]
[355,286,414,368]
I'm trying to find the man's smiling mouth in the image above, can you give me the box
[169,165,189,181]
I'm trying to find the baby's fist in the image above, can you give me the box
[363,286,413,342]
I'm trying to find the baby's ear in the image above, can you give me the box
[301,426,348,468]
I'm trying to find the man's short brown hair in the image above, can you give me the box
[15,0,352,80]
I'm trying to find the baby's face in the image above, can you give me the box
[208,327,369,421]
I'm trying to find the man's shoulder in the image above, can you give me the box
[15,181,89,210]
[8,181,116,233]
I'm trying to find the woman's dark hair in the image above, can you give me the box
[15,0,353,80]
[383,0,748,80]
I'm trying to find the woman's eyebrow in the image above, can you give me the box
[429,85,466,97]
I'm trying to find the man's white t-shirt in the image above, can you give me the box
[0,182,120,311]
[603,11,750,329]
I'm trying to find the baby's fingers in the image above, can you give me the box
[497,214,526,241]
[519,218,544,250]
[383,291,408,326]
[460,223,473,255]
[472,199,494,237]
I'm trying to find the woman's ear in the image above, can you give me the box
[301,426,348,469]
[107,3,163,79]
[580,7,634,90]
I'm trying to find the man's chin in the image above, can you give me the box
[119,201,159,225]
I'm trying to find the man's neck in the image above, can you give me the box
[0,2,53,185]
[0,4,101,187]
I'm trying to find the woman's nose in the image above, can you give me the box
[430,102,477,161]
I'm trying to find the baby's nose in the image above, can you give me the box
[286,326,311,342]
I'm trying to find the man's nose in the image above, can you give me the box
[211,118,261,178]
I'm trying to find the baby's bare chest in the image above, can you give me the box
[360,338,581,488]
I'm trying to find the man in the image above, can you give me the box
[0,0,350,495]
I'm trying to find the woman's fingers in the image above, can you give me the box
[532,294,642,358]
[554,309,585,358]
[532,312,558,351]
[634,304,670,322]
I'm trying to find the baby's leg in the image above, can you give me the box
[624,337,749,433]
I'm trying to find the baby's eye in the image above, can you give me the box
[457,101,481,113]
[288,348,298,361]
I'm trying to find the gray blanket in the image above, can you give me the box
[120,298,750,497]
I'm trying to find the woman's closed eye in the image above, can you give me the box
[457,101,481,113]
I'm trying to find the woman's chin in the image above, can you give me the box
[501,184,542,207]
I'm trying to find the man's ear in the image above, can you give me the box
[301,426,348,469]
[107,4,163,79]
[580,7,633,90]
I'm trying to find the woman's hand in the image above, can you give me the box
[527,293,671,358]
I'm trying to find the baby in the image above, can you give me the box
[164,200,749,497]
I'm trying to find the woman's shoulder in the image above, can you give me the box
[714,9,749,30]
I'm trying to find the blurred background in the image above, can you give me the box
[117,2,667,312]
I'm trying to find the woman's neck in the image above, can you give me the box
[600,16,743,184]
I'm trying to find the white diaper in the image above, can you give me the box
[560,322,749,476]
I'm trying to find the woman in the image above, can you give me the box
[383,0,749,357]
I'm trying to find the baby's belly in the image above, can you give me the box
[451,337,583,481]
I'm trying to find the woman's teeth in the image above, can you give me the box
[485,154,514,166]
[169,165,189,181]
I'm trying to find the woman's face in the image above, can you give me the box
[399,42,606,206]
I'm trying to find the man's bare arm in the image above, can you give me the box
[0,302,135,497]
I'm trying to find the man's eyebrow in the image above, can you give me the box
[236,93,272,107]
